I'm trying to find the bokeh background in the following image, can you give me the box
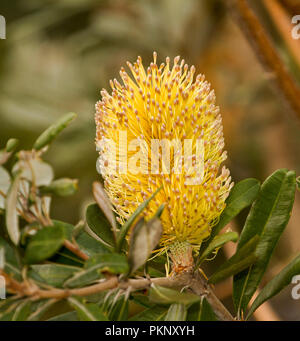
[1,0,300,320]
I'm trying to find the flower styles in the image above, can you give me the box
[95,52,233,254]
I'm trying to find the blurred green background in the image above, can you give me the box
[1,0,300,320]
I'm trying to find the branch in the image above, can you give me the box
[228,0,300,120]
[1,270,234,321]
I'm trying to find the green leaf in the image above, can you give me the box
[149,285,200,305]
[12,300,32,321]
[92,181,117,239]
[0,237,22,280]
[5,171,22,245]
[27,299,58,321]
[200,178,260,254]
[33,112,77,151]
[165,303,187,321]
[233,169,296,315]
[247,254,300,319]
[63,265,104,288]
[116,186,161,252]
[128,217,162,274]
[106,295,129,321]
[86,203,115,250]
[0,166,10,210]
[209,235,259,284]
[47,311,78,321]
[65,253,128,288]
[187,298,217,321]
[6,138,19,153]
[68,297,108,321]
[29,263,81,288]
[24,224,65,264]
[86,253,129,274]
[129,305,168,321]
[40,178,78,197]
[53,219,111,257]
[196,231,238,267]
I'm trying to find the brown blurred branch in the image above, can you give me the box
[228,0,300,120]
[263,0,300,68]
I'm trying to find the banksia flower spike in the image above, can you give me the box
[95,52,233,270]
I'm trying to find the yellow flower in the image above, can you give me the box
[95,52,233,254]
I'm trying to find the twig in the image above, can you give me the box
[63,240,89,261]
[228,0,300,119]
[1,270,234,321]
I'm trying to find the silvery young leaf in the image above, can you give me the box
[0,166,10,209]
[128,217,162,274]
[5,171,22,245]
[13,158,54,187]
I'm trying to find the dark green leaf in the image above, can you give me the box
[65,253,128,288]
[149,285,200,305]
[47,311,78,321]
[165,303,187,321]
[209,235,259,284]
[196,231,238,267]
[233,169,296,315]
[200,178,260,254]
[247,254,300,319]
[12,300,32,321]
[0,237,22,280]
[86,203,115,250]
[29,263,81,288]
[187,298,217,321]
[27,299,58,321]
[128,217,162,274]
[92,181,117,239]
[129,305,168,321]
[24,224,65,264]
[68,297,108,321]
[107,295,129,321]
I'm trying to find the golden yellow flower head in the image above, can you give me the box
[95,52,233,252]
